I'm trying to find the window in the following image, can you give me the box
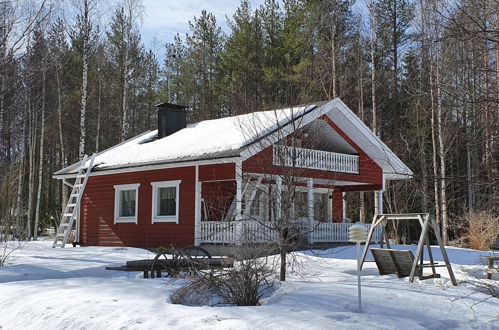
[314,192,331,222]
[114,184,140,224]
[250,189,269,219]
[151,180,181,223]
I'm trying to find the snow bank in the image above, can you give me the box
[0,241,497,329]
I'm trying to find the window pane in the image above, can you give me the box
[295,192,308,219]
[250,190,262,216]
[119,189,136,217]
[158,187,176,216]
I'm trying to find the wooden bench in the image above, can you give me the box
[370,248,442,280]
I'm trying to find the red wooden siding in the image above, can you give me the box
[332,190,343,223]
[199,163,235,181]
[201,181,235,222]
[80,166,196,248]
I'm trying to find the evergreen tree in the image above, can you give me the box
[221,0,264,114]
[185,10,224,121]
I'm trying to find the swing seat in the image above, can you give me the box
[370,248,442,280]
[370,248,417,278]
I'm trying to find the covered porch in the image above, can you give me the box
[194,147,386,245]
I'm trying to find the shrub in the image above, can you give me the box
[171,245,276,306]
[462,212,499,251]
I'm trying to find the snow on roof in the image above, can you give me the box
[54,98,412,179]
[65,104,315,172]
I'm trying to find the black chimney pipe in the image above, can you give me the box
[156,102,187,139]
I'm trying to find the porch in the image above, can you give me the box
[194,142,386,246]
[200,220,382,244]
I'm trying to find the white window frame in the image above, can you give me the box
[151,180,181,223]
[114,183,140,224]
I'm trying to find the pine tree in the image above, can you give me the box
[221,0,264,114]
[185,10,224,121]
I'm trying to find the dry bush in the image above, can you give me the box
[171,245,276,306]
[461,212,499,251]
[0,241,22,266]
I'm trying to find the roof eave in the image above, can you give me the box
[52,155,241,179]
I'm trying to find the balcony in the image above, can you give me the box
[272,145,359,174]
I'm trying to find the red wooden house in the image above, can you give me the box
[53,98,412,248]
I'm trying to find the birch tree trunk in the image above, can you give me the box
[483,39,493,187]
[121,62,129,141]
[26,94,36,239]
[370,4,379,215]
[429,59,440,226]
[121,5,133,141]
[56,67,67,213]
[331,35,337,99]
[95,73,102,152]
[15,118,25,237]
[435,57,448,245]
[79,0,90,159]
[358,41,365,222]
[33,65,46,240]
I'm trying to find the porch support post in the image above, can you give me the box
[194,165,201,246]
[276,176,282,220]
[235,159,243,245]
[307,178,314,244]
[342,192,347,222]
[377,190,383,214]
[377,175,385,215]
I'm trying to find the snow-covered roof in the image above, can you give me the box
[54,98,412,180]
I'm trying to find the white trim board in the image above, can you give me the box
[114,183,141,224]
[150,180,182,224]
[53,157,240,179]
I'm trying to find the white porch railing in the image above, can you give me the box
[273,145,359,174]
[200,221,381,244]
[311,222,382,243]
[200,221,239,244]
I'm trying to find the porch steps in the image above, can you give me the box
[52,154,96,248]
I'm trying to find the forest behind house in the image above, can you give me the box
[0,0,497,245]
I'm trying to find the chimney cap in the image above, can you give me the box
[155,102,188,111]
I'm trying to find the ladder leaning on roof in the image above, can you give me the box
[52,154,96,248]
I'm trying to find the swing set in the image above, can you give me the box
[359,213,458,286]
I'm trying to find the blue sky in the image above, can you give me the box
[140,0,265,59]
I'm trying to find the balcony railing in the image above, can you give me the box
[273,145,359,174]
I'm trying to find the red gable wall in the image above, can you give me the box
[243,115,383,189]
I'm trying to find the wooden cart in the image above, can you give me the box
[106,246,234,278]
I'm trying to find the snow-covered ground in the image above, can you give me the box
[0,240,497,330]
